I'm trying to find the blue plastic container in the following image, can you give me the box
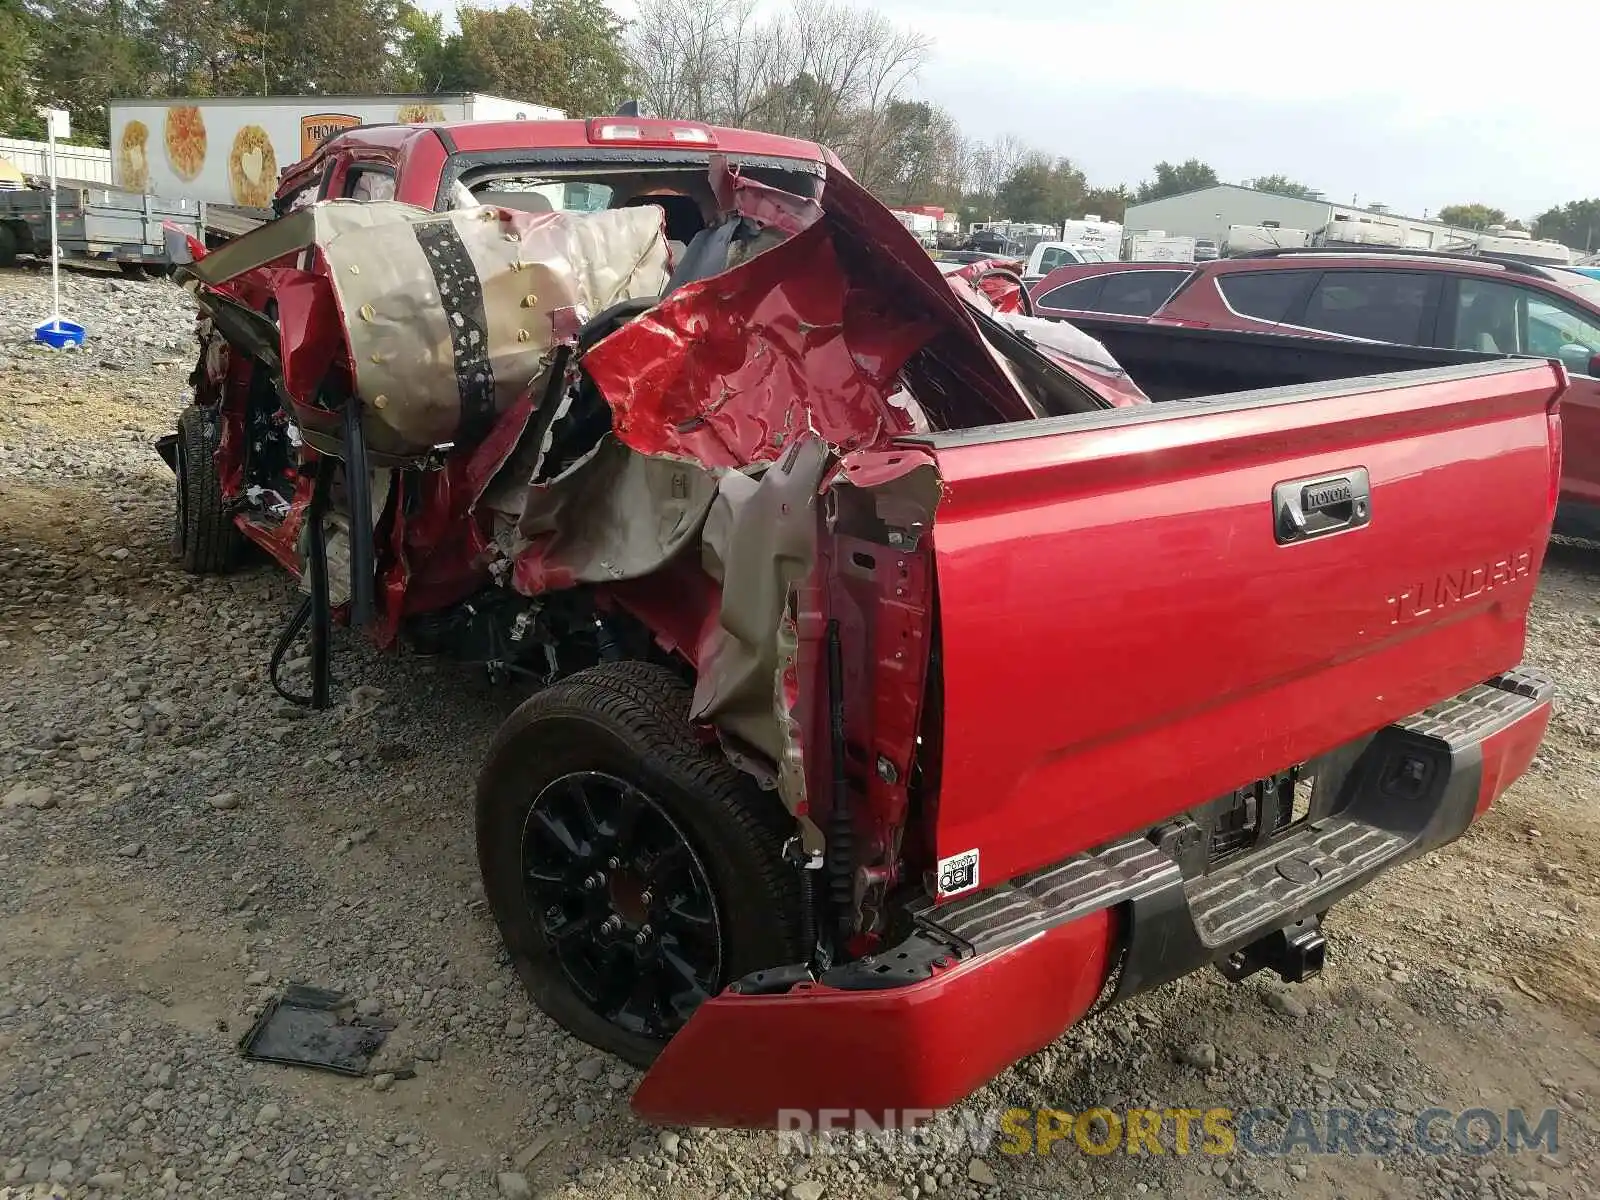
[34,318,86,349]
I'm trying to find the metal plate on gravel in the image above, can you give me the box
[239,985,395,1077]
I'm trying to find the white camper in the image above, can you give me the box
[1225,224,1310,255]
[1058,216,1123,258]
[1316,218,1404,249]
[1472,227,1573,266]
[1126,233,1196,263]
[891,209,939,248]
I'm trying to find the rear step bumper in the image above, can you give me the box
[631,668,1552,1128]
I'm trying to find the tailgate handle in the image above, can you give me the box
[1274,468,1370,544]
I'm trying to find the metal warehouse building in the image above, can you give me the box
[1123,184,1473,251]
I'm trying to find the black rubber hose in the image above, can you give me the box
[268,455,336,710]
[341,400,375,630]
[306,456,334,711]
[268,597,314,706]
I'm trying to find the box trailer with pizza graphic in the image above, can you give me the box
[107,94,563,208]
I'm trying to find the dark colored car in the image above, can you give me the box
[931,248,1023,269]
[963,229,1024,256]
[1032,247,1600,537]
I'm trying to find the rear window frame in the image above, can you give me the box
[433,148,826,213]
[1215,268,1322,324]
[1036,274,1110,312]
[1095,269,1192,316]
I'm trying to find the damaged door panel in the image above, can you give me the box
[163,116,1559,1131]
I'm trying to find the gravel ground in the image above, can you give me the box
[1,264,1597,1200]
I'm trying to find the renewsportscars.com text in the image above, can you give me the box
[775,1106,1562,1159]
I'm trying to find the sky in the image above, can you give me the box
[426,0,1598,219]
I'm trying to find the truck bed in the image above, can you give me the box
[916,351,1561,892]
[1066,313,1504,403]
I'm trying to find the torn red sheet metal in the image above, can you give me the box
[940,258,1028,313]
[819,172,1040,427]
[810,446,941,887]
[599,559,723,667]
[271,268,347,418]
[582,220,935,468]
[707,154,822,237]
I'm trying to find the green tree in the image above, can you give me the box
[1078,184,1131,223]
[143,0,258,97]
[996,153,1086,225]
[1534,199,1600,251]
[863,99,961,205]
[18,0,405,142]
[24,0,159,146]
[391,2,471,92]
[749,71,825,141]
[455,0,630,118]
[272,0,403,94]
[0,0,42,137]
[1135,158,1218,203]
[1245,174,1316,199]
[1438,203,1508,229]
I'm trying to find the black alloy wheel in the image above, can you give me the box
[476,661,802,1065]
[521,770,723,1039]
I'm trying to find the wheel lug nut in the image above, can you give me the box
[582,873,604,891]
[634,924,653,946]
[639,890,653,907]
[606,856,621,870]
[600,915,622,936]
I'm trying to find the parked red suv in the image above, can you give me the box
[1031,248,1600,537]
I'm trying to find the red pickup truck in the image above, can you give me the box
[164,116,1559,1129]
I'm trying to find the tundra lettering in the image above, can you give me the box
[1386,550,1533,625]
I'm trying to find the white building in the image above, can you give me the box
[1124,184,1478,254]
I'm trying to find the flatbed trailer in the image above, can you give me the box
[0,183,204,273]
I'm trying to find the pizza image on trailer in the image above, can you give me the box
[395,103,446,124]
[118,120,150,192]
[164,105,207,181]
[228,125,277,207]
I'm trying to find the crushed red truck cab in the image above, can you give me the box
[162,114,1559,1129]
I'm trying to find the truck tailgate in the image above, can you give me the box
[922,359,1562,896]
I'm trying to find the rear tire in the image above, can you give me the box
[175,406,243,573]
[476,662,801,1066]
[0,223,18,269]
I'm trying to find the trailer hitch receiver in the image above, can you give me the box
[1218,915,1326,985]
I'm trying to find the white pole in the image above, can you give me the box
[47,118,60,331]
